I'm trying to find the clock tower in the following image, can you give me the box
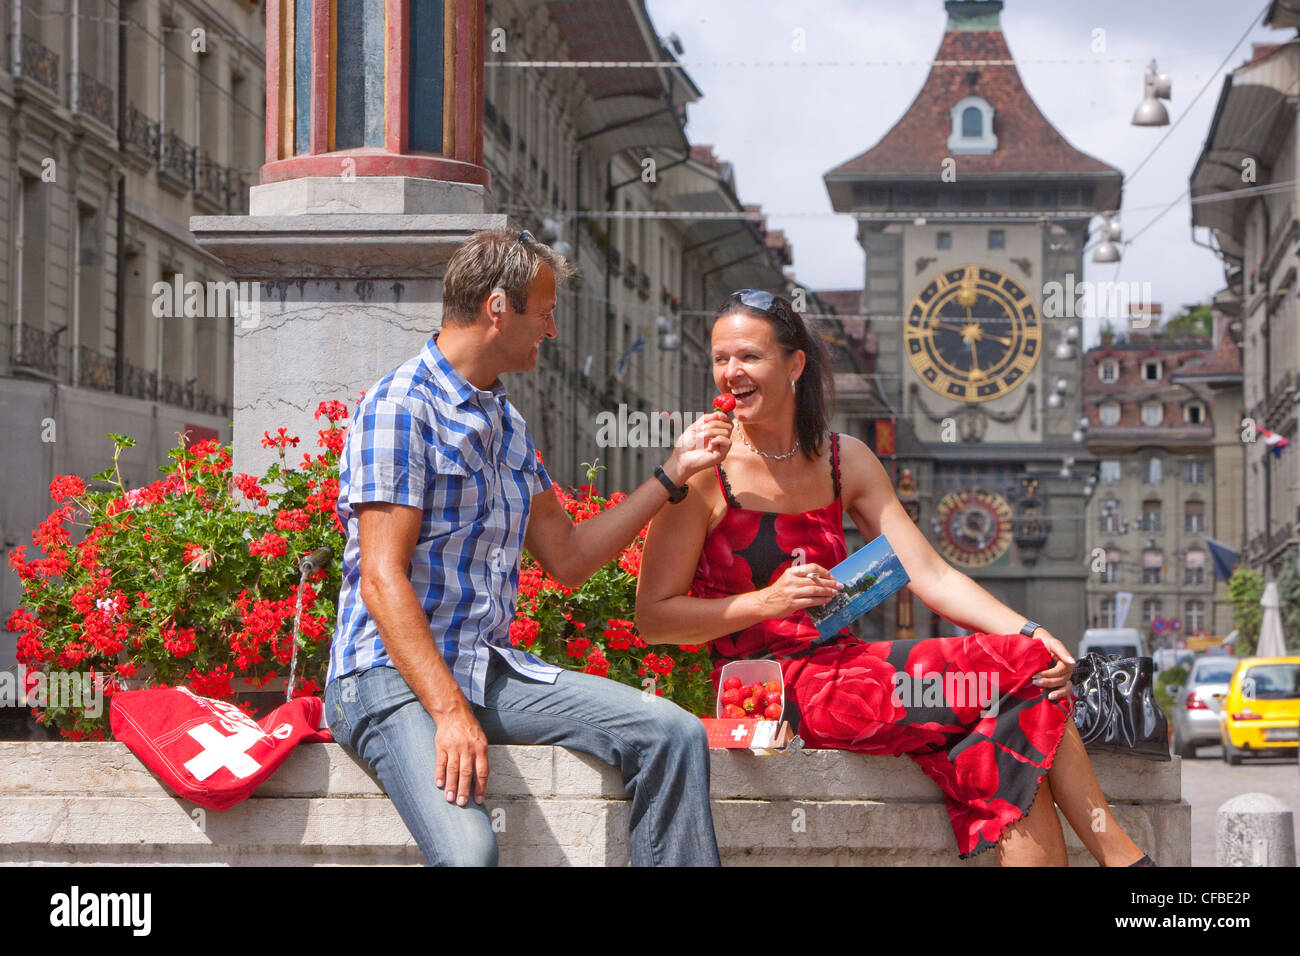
[824,0,1123,645]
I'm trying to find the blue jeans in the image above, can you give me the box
[324,656,720,866]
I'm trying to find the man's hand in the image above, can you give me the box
[664,411,733,482]
[433,702,490,806]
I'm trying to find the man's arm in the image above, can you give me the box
[524,412,733,587]
[357,501,488,807]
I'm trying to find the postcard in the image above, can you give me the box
[806,533,910,637]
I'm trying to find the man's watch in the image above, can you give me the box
[1020,620,1043,638]
[654,465,689,503]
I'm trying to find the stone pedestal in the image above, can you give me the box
[191,176,504,477]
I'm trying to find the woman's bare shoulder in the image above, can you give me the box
[834,433,887,498]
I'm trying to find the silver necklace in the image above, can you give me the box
[739,426,800,461]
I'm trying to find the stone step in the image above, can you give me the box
[0,743,1190,866]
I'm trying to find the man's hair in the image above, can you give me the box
[442,228,576,326]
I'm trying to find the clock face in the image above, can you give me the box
[905,265,1041,403]
[934,489,1014,568]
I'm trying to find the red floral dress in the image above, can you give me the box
[690,433,1070,858]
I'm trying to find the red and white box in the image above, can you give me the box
[700,659,793,750]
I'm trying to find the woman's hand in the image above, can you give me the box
[758,563,843,620]
[1031,628,1076,701]
[664,411,733,481]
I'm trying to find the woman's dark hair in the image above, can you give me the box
[713,291,835,460]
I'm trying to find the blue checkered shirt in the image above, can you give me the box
[327,334,562,705]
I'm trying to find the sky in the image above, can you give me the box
[643,0,1283,345]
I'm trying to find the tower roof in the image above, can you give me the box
[826,1,1120,188]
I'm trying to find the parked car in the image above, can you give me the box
[1078,628,1147,660]
[1171,656,1239,758]
[1219,656,1300,765]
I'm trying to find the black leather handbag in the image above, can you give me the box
[1070,652,1170,761]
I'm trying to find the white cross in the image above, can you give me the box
[184,723,264,780]
[730,724,748,741]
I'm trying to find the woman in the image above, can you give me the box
[635,290,1155,866]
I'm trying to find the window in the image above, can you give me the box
[1141,501,1162,533]
[988,229,1005,250]
[1186,600,1205,634]
[1142,598,1163,627]
[1185,549,1205,585]
[1146,457,1162,484]
[1142,359,1162,382]
[1099,499,1122,533]
[1099,598,1116,628]
[1099,402,1121,426]
[1100,460,1122,483]
[1101,548,1120,583]
[1099,359,1118,383]
[1184,402,1205,425]
[936,232,952,250]
[1142,401,1163,426]
[1185,500,1205,534]
[1185,460,1207,485]
[947,96,997,154]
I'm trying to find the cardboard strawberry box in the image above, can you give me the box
[699,659,794,751]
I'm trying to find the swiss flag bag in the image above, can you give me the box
[110,686,333,811]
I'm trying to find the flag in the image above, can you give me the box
[616,335,646,376]
[1205,537,1240,582]
[1114,591,1133,628]
[875,419,896,456]
[111,686,332,810]
[1257,427,1290,458]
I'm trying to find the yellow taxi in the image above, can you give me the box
[1219,656,1300,764]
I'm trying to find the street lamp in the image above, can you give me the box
[1093,213,1122,263]
[1132,60,1172,127]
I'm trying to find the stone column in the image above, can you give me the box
[191,0,503,476]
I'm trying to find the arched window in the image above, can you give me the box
[948,96,997,155]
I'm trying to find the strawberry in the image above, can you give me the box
[720,688,744,707]
[742,697,756,713]
[750,683,766,704]
[764,702,782,720]
[723,675,743,692]
[713,393,736,417]
[723,704,747,719]
[764,680,782,695]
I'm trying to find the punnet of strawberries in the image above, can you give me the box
[719,676,783,721]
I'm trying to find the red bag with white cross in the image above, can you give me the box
[110,686,332,811]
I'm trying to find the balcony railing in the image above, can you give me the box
[123,104,160,163]
[195,150,231,206]
[20,34,59,93]
[160,130,196,187]
[77,72,116,128]
[11,323,65,377]
[75,345,116,392]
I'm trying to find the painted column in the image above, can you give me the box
[191,0,502,477]
[262,0,486,186]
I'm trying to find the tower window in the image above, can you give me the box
[988,229,1005,249]
[936,232,952,250]
[947,96,997,155]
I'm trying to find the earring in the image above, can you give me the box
[791,380,796,392]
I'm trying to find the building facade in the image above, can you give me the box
[1,0,264,673]
[1190,16,1300,583]
[1082,323,1242,644]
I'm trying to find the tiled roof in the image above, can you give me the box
[814,289,864,317]
[1171,328,1243,381]
[827,20,1119,179]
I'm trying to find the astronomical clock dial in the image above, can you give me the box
[905,265,1041,403]
[934,489,1014,568]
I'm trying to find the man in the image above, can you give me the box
[324,228,733,866]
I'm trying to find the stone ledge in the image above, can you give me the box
[0,743,1191,866]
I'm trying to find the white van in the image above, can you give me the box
[1078,627,1148,660]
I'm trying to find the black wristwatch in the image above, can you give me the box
[653,465,688,503]
[1020,620,1043,638]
